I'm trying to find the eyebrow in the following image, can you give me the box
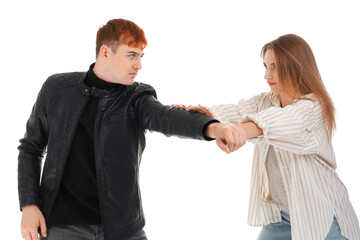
[127,51,144,57]
[263,62,276,67]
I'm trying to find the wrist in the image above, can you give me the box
[237,122,263,139]
[206,122,222,138]
[22,205,38,212]
[235,125,247,138]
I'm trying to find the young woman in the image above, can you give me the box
[175,34,360,239]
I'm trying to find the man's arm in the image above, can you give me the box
[18,81,49,240]
[137,95,247,153]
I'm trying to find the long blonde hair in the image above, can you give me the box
[261,34,336,135]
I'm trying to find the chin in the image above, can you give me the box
[117,78,135,85]
[123,80,135,85]
[270,88,279,93]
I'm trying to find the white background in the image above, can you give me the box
[1,0,359,239]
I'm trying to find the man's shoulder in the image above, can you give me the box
[44,71,86,91]
[130,82,157,99]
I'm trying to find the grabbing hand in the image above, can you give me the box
[206,123,247,154]
[21,205,47,240]
[171,104,217,118]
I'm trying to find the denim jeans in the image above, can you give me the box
[257,209,347,240]
[40,225,147,240]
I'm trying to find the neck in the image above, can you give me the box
[85,63,124,90]
[93,62,113,83]
[279,94,295,107]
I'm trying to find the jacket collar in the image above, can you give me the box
[78,70,131,98]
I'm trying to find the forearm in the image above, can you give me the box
[139,95,218,140]
[18,156,42,210]
[236,121,263,139]
[18,141,44,210]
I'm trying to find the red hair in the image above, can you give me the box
[261,34,336,135]
[96,18,147,58]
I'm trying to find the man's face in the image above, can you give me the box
[106,44,144,85]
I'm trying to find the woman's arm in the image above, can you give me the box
[236,121,263,139]
[242,99,324,154]
[210,92,274,126]
[172,93,269,126]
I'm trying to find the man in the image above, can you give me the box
[18,19,247,240]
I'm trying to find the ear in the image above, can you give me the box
[98,45,110,63]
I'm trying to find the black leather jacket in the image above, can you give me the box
[18,71,217,240]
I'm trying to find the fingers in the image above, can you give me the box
[187,106,209,116]
[231,130,240,152]
[172,104,198,111]
[172,104,209,116]
[197,104,217,118]
[225,131,235,153]
[171,104,187,109]
[21,205,46,240]
[40,218,47,238]
[231,128,247,152]
[216,138,230,154]
[188,105,216,118]
[214,125,247,153]
[214,127,234,154]
[22,227,40,240]
[230,127,247,152]
[197,105,216,118]
[21,226,38,240]
[30,230,40,240]
[171,104,217,118]
[22,231,32,240]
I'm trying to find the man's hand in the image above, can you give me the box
[21,205,47,240]
[206,123,247,154]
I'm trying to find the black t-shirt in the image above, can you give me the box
[48,64,125,226]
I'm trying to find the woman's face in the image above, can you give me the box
[263,49,280,93]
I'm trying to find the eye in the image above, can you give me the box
[128,54,136,58]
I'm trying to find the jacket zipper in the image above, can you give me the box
[94,96,111,238]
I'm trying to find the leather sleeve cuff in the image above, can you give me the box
[202,119,220,141]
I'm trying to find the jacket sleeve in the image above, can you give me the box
[243,99,324,154]
[136,94,219,140]
[18,81,49,210]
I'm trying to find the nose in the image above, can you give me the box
[264,69,272,80]
[134,59,142,70]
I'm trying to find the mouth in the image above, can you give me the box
[267,81,276,86]
[129,73,137,77]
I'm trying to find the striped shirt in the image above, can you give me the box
[212,92,360,240]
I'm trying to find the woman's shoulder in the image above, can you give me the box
[290,94,323,121]
[294,93,320,108]
[254,91,280,108]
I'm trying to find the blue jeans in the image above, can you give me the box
[257,209,347,240]
[40,225,147,240]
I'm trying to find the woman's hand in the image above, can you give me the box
[206,123,247,153]
[171,104,217,118]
